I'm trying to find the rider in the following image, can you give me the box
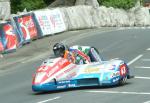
[53,43,102,64]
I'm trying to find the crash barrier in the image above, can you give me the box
[13,13,39,46]
[0,8,67,54]
[0,21,18,53]
[0,37,4,53]
[33,9,67,36]
[0,5,150,54]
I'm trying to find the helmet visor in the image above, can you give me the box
[54,48,65,57]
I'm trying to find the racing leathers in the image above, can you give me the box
[64,45,102,64]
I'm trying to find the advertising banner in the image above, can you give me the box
[34,9,66,36]
[0,36,4,53]
[0,22,18,53]
[13,13,38,43]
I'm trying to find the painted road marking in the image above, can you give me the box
[127,54,143,66]
[146,48,150,51]
[135,76,150,80]
[144,100,150,103]
[37,96,61,103]
[135,66,150,69]
[86,90,150,95]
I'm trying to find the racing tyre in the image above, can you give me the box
[119,64,128,85]
[119,76,127,85]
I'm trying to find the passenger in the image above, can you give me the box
[53,43,102,64]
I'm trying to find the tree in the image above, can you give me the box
[11,0,21,13]
[43,0,55,5]
[97,0,137,10]
[10,0,54,14]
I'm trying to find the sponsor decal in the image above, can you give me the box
[38,65,49,71]
[120,64,127,76]
[36,58,77,84]
[0,38,4,52]
[55,71,65,79]
[84,68,99,73]
[56,64,77,79]
[3,23,18,51]
[64,64,76,73]
[112,77,119,83]
[47,65,59,77]
[17,15,38,40]
[57,85,66,89]
[38,58,70,76]
[110,71,120,78]
[58,80,70,84]
[66,72,76,79]
[102,81,111,83]
[34,9,66,35]
[48,59,70,77]
[35,58,64,83]
[99,64,115,70]
[68,84,76,87]
[58,59,68,66]
[106,64,115,70]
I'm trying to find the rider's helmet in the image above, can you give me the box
[53,43,68,57]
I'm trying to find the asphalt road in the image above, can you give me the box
[0,28,150,103]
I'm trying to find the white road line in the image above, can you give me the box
[135,76,150,80]
[144,100,150,103]
[127,54,143,66]
[146,48,150,51]
[37,96,61,103]
[135,66,150,69]
[86,90,150,95]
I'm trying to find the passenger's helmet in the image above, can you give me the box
[53,43,67,57]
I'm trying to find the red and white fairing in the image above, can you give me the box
[33,57,79,85]
[33,57,127,84]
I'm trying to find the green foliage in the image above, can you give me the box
[11,0,21,13]
[20,0,46,10]
[97,0,137,10]
[43,0,55,5]
[11,0,137,13]
[10,0,55,14]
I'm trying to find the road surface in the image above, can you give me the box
[0,28,150,103]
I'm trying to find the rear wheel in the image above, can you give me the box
[119,64,128,85]
[119,76,127,85]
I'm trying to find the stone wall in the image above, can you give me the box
[0,1,10,20]
[58,5,150,30]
